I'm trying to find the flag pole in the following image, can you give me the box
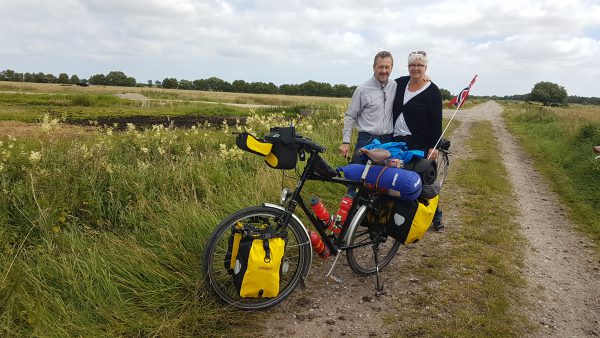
[427,74,478,159]
[427,104,461,159]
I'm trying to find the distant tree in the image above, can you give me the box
[205,77,232,92]
[106,71,136,87]
[162,78,178,89]
[154,80,162,88]
[58,73,69,84]
[439,88,452,101]
[89,74,107,85]
[333,84,353,97]
[24,72,34,82]
[528,81,567,106]
[70,74,80,84]
[147,80,153,87]
[232,79,249,93]
[2,69,15,81]
[178,79,193,90]
[46,73,57,83]
[279,83,296,95]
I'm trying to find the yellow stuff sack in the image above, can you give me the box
[384,195,439,244]
[231,229,287,298]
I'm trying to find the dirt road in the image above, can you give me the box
[260,101,600,337]
[467,101,600,337]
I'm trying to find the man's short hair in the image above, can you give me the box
[373,51,393,66]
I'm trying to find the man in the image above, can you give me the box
[339,51,396,158]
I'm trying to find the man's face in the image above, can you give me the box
[373,57,393,84]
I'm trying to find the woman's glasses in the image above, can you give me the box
[408,64,426,68]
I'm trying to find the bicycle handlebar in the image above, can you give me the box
[295,136,326,153]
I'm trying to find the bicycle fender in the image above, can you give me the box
[342,204,369,244]
[262,203,313,278]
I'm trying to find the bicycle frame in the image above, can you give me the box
[275,147,384,256]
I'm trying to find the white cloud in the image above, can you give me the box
[1,0,599,96]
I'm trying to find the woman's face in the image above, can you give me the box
[408,60,427,80]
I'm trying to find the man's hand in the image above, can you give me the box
[339,143,351,158]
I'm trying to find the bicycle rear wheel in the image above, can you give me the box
[345,204,401,276]
[203,206,311,310]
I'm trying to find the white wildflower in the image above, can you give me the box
[29,151,42,163]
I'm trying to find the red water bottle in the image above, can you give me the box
[335,194,353,226]
[309,231,330,259]
[309,196,333,228]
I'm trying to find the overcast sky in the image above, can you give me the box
[2,0,599,97]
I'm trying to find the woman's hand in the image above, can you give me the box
[427,148,438,160]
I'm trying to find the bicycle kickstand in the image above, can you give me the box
[325,249,343,283]
[372,244,386,295]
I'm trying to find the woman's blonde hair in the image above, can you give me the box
[408,51,428,66]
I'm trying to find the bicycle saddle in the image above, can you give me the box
[594,146,600,154]
[359,148,391,162]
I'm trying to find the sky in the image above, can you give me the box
[2,0,600,97]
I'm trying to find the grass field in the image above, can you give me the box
[502,102,600,243]
[1,83,587,336]
[0,87,350,336]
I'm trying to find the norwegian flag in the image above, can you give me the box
[448,75,478,108]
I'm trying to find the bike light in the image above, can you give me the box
[280,188,292,205]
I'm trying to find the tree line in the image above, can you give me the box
[1,69,598,105]
[0,69,357,98]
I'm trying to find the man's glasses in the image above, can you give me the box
[409,51,427,57]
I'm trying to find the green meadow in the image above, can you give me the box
[1,82,598,336]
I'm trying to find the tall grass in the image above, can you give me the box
[0,107,348,336]
[503,102,600,243]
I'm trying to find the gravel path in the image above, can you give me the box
[471,101,600,337]
[260,101,600,337]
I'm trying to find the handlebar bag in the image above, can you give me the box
[265,142,299,169]
[235,132,273,156]
[385,195,439,244]
[263,127,299,169]
[231,228,287,298]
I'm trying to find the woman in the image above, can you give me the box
[392,51,444,232]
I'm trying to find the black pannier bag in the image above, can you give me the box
[368,196,440,245]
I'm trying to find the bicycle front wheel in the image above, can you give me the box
[345,204,401,276]
[203,205,311,310]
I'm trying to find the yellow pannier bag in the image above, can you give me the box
[405,195,439,244]
[224,223,244,273]
[381,195,439,245]
[231,229,287,298]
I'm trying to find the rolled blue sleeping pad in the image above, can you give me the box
[338,164,422,201]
